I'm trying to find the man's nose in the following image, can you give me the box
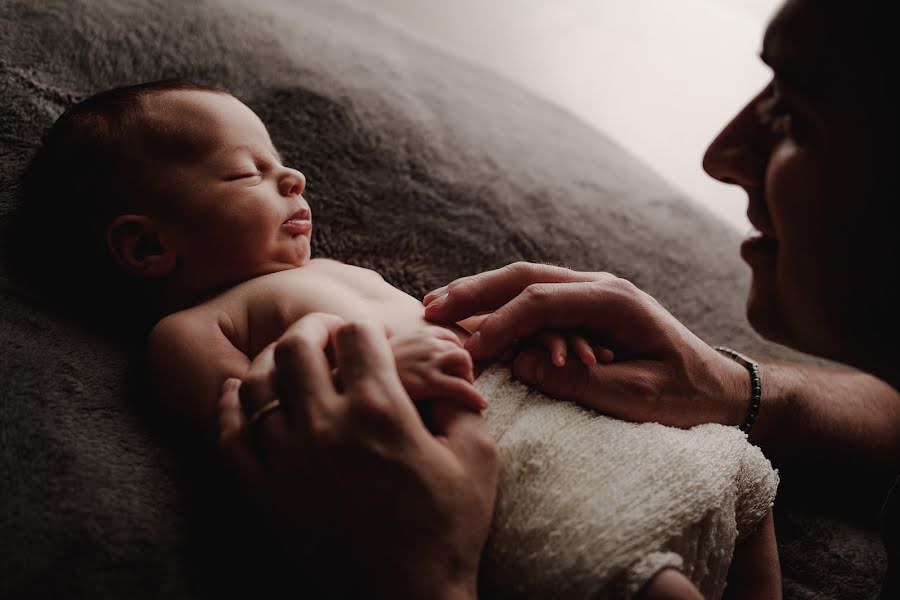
[279,168,306,197]
[702,86,771,189]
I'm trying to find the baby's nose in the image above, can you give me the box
[280,169,306,196]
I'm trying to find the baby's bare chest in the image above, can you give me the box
[213,262,428,358]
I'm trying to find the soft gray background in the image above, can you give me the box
[0,0,886,597]
[354,0,782,232]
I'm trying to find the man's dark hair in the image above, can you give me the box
[7,79,227,336]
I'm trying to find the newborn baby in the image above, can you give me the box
[20,79,779,599]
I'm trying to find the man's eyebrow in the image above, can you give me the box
[759,21,826,100]
[758,43,814,97]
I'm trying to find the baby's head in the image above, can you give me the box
[15,79,312,324]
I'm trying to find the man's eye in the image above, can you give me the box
[756,92,805,141]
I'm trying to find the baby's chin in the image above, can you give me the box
[294,234,313,266]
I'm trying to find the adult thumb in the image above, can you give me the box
[430,399,499,484]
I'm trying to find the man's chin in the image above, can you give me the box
[747,267,870,366]
[746,280,836,360]
[745,280,794,348]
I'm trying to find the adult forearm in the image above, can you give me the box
[749,361,900,506]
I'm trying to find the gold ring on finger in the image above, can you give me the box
[247,398,282,426]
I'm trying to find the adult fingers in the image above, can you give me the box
[238,343,275,416]
[333,321,416,422]
[218,378,246,436]
[462,281,604,361]
[217,378,269,502]
[423,262,603,323]
[238,344,292,454]
[274,313,346,431]
[464,278,657,362]
[429,400,499,496]
[511,346,670,425]
[334,321,398,383]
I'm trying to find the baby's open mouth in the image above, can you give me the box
[282,208,312,235]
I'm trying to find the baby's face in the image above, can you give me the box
[147,90,312,292]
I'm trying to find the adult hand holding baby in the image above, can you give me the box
[424,262,750,430]
[217,313,499,599]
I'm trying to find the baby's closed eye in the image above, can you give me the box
[224,172,261,181]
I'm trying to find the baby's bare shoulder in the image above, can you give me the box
[147,305,250,432]
[307,258,385,280]
[149,304,240,356]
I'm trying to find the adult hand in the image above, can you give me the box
[424,262,750,429]
[217,313,499,599]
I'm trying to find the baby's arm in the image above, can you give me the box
[723,509,781,600]
[150,308,485,438]
[148,310,250,438]
[638,570,704,599]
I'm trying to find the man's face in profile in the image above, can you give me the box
[703,0,898,372]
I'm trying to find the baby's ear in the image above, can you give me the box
[106,214,175,278]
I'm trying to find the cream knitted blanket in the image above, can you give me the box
[475,365,778,599]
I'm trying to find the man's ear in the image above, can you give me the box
[106,214,176,278]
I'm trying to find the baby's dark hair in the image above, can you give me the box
[8,79,227,336]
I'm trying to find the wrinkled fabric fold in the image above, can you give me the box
[476,364,779,599]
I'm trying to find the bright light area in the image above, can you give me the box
[351,0,784,232]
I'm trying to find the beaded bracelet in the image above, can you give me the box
[713,346,761,434]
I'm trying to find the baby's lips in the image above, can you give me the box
[281,218,312,236]
[282,207,313,235]
[283,206,311,222]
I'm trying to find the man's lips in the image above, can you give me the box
[747,218,776,239]
[741,227,778,266]
[282,208,312,236]
[746,198,775,238]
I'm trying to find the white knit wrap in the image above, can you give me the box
[475,365,779,599]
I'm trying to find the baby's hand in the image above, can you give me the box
[390,326,487,412]
[535,331,615,367]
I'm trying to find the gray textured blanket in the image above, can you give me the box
[0,0,887,597]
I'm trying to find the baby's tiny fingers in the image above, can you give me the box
[537,331,567,367]
[217,379,269,498]
[441,349,475,383]
[424,325,464,347]
[595,346,615,364]
[568,334,597,366]
[434,374,488,412]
